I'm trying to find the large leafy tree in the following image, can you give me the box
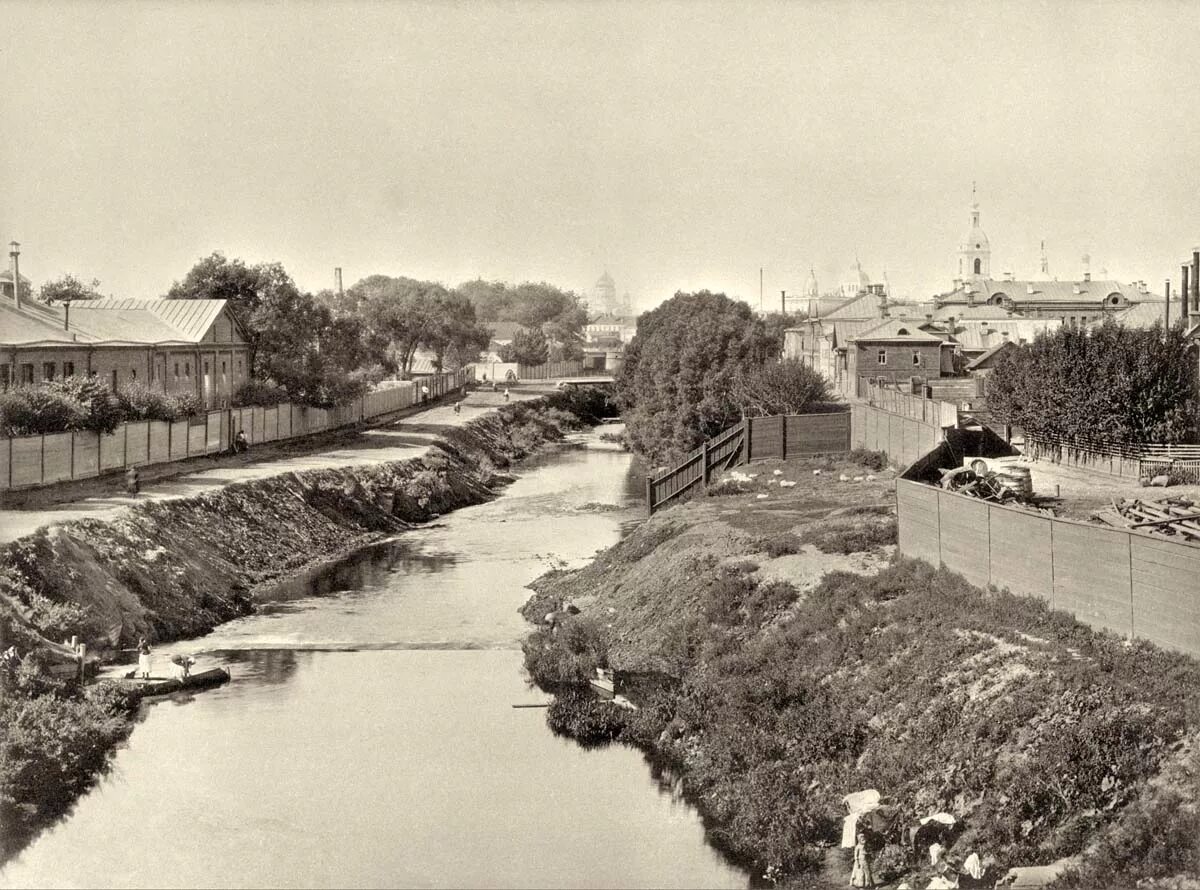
[166,252,297,373]
[456,279,587,360]
[617,291,779,464]
[986,319,1199,444]
[499,327,550,366]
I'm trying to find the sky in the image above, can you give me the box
[2,0,1199,312]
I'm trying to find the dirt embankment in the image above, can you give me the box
[1,391,599,655]
[521,454,1200,890]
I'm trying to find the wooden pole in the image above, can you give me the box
[645,476,654,517]
[781,414,788,460]
[702,440,710,489]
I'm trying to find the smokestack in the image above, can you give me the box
[1192,250,1199,317]
[780,289,786,315]
[1165,280,1171,329]
[335,267,344,296]
[1183,264,1191,321]
[8,241,20,310]
[64,301,70,331]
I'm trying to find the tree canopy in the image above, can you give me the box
[616,291,784,464]
[38,274,104,304]
[456,279,587,360]
[499,327,550,366]
[986,319,1200,445]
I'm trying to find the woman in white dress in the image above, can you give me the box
[137,638,152,679]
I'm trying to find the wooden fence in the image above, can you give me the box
[646,411,852,514]
[0,367,473,491]
[858,379,959,428]
[896,477,1200,659]
[1025,435,1200,485]
[475,360,600,382]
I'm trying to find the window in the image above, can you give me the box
[42,362,55,381]
[204,360,209,376]
[130,368,137,381]
[185,362,191,377]
[877,349,888,365]
[973,258,982,274]
[0,364,9,390]
[237,359,243,374]
[912,351,922,367]
[63,361,74,377]
[174,362,180,380]
[111,369,118,390]
[20,364,34,384]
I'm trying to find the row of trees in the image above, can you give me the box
[616,291,823,464]
[986,320,1200,445]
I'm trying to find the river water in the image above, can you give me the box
[1,428,750,890]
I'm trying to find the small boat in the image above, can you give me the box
[121,667,232,696]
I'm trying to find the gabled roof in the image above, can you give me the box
[938,279,1144,306]
[71,298,231,341]
[0,300,81,345]
[928,304,1021,321]
[944,318,1061,351]
[820,292,882,320]
[965,341,1016,370]
[849,318,947,344]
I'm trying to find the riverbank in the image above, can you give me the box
[0,386,609,862]
[520,453,1200,889]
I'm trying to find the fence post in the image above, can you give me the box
[745,417,754,464]
[645,476,654,517]
[780,414,788,460]
[702,440,710,489]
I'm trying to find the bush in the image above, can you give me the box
[0,388,85,436]
[762,533,803,557]
[800,517,897,554]
[116,383,201,422]
[46,376,124,434]
[233,379,290,407]
[848,448,888,471]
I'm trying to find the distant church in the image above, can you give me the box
[592,270,632,318]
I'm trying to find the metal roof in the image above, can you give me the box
[0,297,234,347]
[848,318,947,344]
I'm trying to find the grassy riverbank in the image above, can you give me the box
[0,386,609,863]
[521,455,1200,889]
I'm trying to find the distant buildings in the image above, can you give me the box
[591,271,632,317]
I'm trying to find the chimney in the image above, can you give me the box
[64,301,70,331]
[1165,280,1171,329]
[1183,263,1191,321]
[1192,250,1199,317]
[335,267,344,296]
[8,241,20,309]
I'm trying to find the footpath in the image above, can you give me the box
[0,387,543,545]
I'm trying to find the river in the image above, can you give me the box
[0,427,751,890]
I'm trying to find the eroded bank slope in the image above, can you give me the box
[521,454,1200,889]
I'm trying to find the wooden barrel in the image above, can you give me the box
[1004,466,1033,497]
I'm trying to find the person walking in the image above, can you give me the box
[453,401,462,415]
[125,466,140,495]
[421,384,430,404]
[503,388,510,402]
[850,830,875,888]
[137,638,152,680]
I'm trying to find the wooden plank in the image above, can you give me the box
[896,480,940,565]
[41,432,73,484]
[1050,521,1132,638]
[73,433,100,479]
[989,504,1053,599]
[124,422,150,465]
[147,422,170,464]
[1130,535,1200,657]
[10,437,42,486]
[169,421,189,460]
[937,490,990,587]
[99,429,125,471]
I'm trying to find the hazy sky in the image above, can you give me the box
[2,1,1199,311]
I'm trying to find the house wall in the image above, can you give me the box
[852,342,944,384]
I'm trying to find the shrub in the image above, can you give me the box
[0,387,85,436]
[762,533,803,557]
[115,383,205,422]
[46,376,124,434]
[522,616,608,686]
[233,379,289,407]
[800,517,897,553]
[848,448,888,471]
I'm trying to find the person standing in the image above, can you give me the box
[421,384,430,404]
[850,830,875,888]
[503,388,510,402]
[137,638,152,679]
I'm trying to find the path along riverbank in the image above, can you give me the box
[0,385,609,862]
[520,452,1200,889]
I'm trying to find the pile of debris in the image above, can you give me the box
[1092,497,1200,542]
[938,466,1028,504]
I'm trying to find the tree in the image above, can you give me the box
[617,291,778,463]
[499,327,550,366]
[457,279,588,359]
[732,360,832,417]
[38,275,103,304]
[166,252,298,373]
[420,290,492,372]
[986,318,1200,445]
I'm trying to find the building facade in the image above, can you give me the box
[1,296,250,407]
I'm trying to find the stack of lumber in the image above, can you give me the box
[1092,497,1200,542]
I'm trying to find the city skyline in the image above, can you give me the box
[3,1,1197,310]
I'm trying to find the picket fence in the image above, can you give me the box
[0,367,473,491]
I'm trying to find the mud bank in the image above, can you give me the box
[0,390,607,862]
[520,454,1200,889]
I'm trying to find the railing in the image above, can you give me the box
[646,411,853,515]
[0,367,474,491]
[1025,435,1200,484]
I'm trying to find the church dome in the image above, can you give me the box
[804,268,819,298]
[595,271,615,289]
[960,203,989,251]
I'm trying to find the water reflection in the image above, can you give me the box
[1,430,747,889]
